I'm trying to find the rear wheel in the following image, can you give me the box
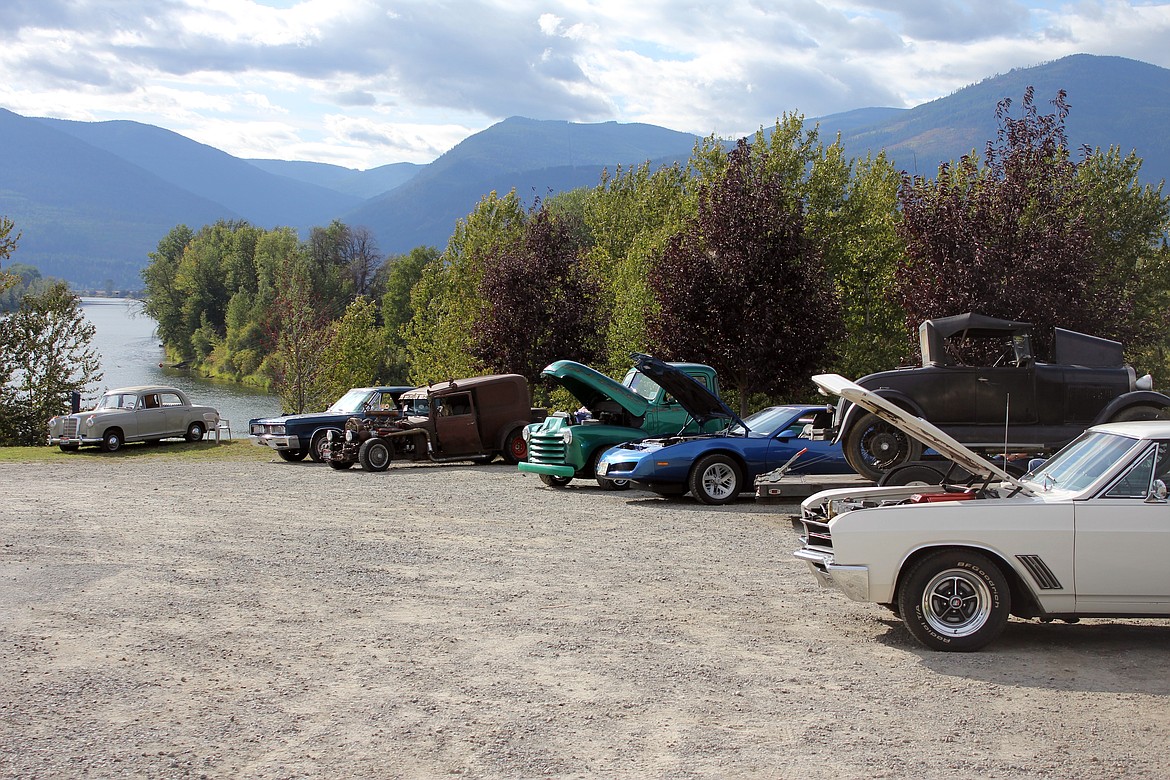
[185,422,205,442]
[688,454,742,505]
[358,438,392,472]
[879,464,945,487]
[501,428,527,464]
[539,474,572,487]
[277,449,308,462]
[897,549,1010,652]
[843,412,923,482]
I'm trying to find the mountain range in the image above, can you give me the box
[1,54,1167,291]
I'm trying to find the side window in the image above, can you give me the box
[1105,445,1158,499]
[686,373,711,391]
[122,395,138,410]
[159,393,182,407]
[143,394,160,409]
[446,393,472,417]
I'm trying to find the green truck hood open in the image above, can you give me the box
[542,360,650,417]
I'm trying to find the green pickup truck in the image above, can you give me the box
[518,357,721,489]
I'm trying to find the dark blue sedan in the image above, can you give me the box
[595,403,853,503]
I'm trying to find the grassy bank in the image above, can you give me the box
[0,438,274,464]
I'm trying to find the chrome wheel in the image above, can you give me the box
[920,568,994,638]
[688,454,742,505]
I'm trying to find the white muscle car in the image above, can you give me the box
[794,373,1170,652]
[48,386,220,453]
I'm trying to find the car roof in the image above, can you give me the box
[103,386,183,395]
[1091,420,1170,439]
[813,373,1033,493]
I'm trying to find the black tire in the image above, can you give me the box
[879,464,945,487]
[58,443,79,453]
[309,430,334,463]
[185,422,205,442]
[1110,404,1170,422]
[843,411,924,482]
[500,428,527,465]
[897,549,1011,652]
[539,474,572,487]
[358,438,392,472]
[587,448,630,491]
[688,454,743,505]
[100,429,123,453]
[277,449,308,462]
[328,459,354,470]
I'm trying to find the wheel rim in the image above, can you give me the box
[861,426,909,468]
[368,444,389,470]
[700,463,737,500]
[509,436,527,460]
[920,568,993,638]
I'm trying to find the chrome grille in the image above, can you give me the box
[63,418,79,438]
[526,432,566,464]
[800,517,834,550]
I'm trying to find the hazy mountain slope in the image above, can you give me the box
[39,118,363,227]
[829,55,1170,183]
[346,117,700,254]
[0,108,240,289]
[246,159,422,199]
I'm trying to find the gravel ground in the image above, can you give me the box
[3,444,1170,779]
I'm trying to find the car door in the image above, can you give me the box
[432,391,481,456]
[135,392,168,439]
[1073,441,1170,613]
[159,392,188,436]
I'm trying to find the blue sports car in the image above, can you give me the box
[595,356,853,504]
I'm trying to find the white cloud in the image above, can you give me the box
[0,0,1168,168]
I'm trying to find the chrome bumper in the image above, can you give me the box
[253,434,302,450]
[793,548,871,602]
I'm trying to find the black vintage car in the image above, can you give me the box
[831,313,1170,481]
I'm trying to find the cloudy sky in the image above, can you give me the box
[2,0,1168,170]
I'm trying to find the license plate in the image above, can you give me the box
[597,461,608,475]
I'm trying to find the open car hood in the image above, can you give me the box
[813,373,1034,493]
[632,353,744,428]
[542,360,650,417]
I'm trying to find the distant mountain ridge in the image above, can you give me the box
[0,54,1167,290]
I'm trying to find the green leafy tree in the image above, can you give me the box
[378,246,439,383]
[647,138,843,416]
[404,191,527,384]
[0,282,102,445]
[472,203,602,381]
[269,261,331,414]
[0,215,19,293]
[317,297,383,402]
[141,225,196,361]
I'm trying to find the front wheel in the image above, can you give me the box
[688,454,742,505]
[277,448,308,462]
[897,549,1011,652]
[358,438,392,472]
[328,459,354,470]
[500,428,527,465]
[185,422,205,442]
[101,429,123,453]
[539,474,572,487]
[309,430,334,463]
[843,412,923,482]
[588,448,630,491]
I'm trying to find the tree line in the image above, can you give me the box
[3,89,1169,445]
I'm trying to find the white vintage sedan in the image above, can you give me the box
[795,373,1170,652]
[48,386,220,453]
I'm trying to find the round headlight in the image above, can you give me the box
[561,428,573,444]
[326,429,341,442]
[345,429,359,443]
[522,427,531,441]
[85,415,95,428]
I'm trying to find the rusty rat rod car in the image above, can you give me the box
[796,373,1170,652]
[826,313,1170,481]
[324,374,545,471]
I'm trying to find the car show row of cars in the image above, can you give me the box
[48,313,1170,652]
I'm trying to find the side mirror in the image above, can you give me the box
[1146,479,1168,503]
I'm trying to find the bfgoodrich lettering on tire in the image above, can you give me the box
[897,549,1011,652]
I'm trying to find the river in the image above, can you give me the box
[81,298,282,435]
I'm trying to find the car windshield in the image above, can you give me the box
[1022,430,1142,492]
[327,389,375,414]
[725,407,800,437]
[95,393,137,410]
[623,370,662,402]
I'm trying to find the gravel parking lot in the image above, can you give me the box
[3,445,1170,778]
